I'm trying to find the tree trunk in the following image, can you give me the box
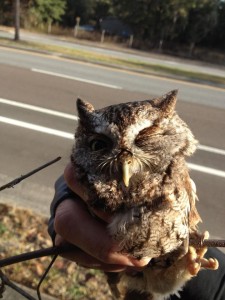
[14,0,20,41]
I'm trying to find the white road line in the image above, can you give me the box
[0,116,74,139]
[0,98,78,120]
[1,97,225,157]
[31,68,123,90]
[1,116,225,178]
[188,163,225,178]
[198,144,225,156]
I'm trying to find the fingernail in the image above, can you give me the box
[140,257,151,265]
[130,257,151,267]
[126,260,137,267]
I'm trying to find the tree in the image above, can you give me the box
[28,0,66,32]
[112,0,190,48]
[0,0,13,25]
[182,0,218,55]
[94,0,113,20]
[61,0,95,27]
[204,0,225,49]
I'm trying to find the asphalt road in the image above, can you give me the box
[0,46,224,247]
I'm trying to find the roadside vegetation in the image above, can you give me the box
[0,0,225,63]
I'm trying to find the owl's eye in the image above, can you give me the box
[89,138,109,152]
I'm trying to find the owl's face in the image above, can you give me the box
[72,90,197,190]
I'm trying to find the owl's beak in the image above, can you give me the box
[122,160,131,187]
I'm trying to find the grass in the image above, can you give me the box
[0,222,7,235]
[0,36,225,87]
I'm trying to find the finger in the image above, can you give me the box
[128,257,151,268]
[54,199,138,267]
[64,162,112,223]
[55,238,127,272]
[64,163,88,201]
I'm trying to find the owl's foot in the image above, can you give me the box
[187,231,219,276]
[190,230,209,247]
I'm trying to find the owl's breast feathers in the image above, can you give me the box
[75,156,201,258]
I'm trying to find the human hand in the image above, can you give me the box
[54,162,150,272]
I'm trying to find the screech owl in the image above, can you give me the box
[71,90,218,300]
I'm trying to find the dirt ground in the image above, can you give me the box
[0,203,113,300]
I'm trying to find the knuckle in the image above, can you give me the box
[54,214,64,235]
[54,206,71,235]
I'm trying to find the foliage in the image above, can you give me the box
[204,0,225,49]
[112,0,219,49]
[113,0,190,47]
[181,0,219,54]
[61,0,112,27]
[0,0,12,25]
[27,0,66,29]
[93,0,114,27]
[62,0,99,27]
[0,0,224,53]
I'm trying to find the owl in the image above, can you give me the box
[71,90,218,300]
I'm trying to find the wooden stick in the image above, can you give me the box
[0,238,225,269]
[190,238,225,248]
[0,157,61,191]
[0,244,75,268]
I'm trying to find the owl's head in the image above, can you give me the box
[72,90,197,187]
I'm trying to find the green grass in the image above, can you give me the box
[0,222,7,235]
[1,37,225,87]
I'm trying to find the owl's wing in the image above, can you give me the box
[187,178,202,230]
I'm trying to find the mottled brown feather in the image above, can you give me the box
[71,90,212,300]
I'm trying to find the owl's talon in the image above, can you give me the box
[203,231,210,240]
[201,257,219,270]
[186,244,219,276]
[190,230,210,247]
[199,230,209,246]
[186,246,202,276]
[196,246,207,257]
[188,262,201,276]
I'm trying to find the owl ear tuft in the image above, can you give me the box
[152,89,178,117]
[77,98,95,120]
